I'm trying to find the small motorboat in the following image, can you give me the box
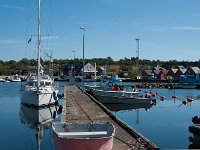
[52,122,115,150]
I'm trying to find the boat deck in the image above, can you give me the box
[63,85,159,150]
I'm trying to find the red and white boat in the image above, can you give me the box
[52,122,115,150]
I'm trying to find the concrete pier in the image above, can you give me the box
[63,85,159,150]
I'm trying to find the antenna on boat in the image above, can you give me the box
[37,0,41,88]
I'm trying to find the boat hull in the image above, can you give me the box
[95,95,153,104]
[92,89,140,97]
[20,89,59,107]
[53,135,113,150]
[52,122,115,150]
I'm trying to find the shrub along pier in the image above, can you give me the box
[62,85,159,150]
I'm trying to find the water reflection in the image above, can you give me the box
[188,135,200,149]
[188,116,200,149]
[104,103,153,112]
[19,104,61,150]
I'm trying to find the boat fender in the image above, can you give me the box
[152,99,157,105]
[57,105,63,114]
[57,92,64,99]
[145,93,151,98]
[53,91,58,100]
[53,111,57,119]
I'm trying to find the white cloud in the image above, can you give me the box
[172,26,200,31]
[0,4,23,10]
[0,39,24,45]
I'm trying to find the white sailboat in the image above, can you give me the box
[20,0,60,107]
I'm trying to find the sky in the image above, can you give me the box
[1,0,200,61]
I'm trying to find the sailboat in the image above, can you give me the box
[20,0,60,107]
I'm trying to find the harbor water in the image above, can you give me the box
[0,81,199,149]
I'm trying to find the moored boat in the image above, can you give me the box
[94,94,153,104]
[52,122,115,150]
[11,74,21,82]
[92,89,140,98]
[19,0,63,107]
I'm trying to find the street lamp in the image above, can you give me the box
[80,27,85,92]
[72,50,76,60]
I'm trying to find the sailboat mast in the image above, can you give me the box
[37,0,41,88]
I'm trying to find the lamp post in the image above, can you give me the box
[135,38,140,79]
[80,27,85,92]
[72,50,76,60]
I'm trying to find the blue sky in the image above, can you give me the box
[1,0,200,61]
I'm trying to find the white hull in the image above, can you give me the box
[95,95,153,104]
[92,89,140,97]
[20,87,59,107]
[11,79,21,82]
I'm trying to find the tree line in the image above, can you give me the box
[0,57,197,76]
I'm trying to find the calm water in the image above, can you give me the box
[0,82,199,149]
[0,82,67,150]
[111,88,200,149]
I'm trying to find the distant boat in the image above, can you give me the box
[0,78,7,82]
[57,75,69,81]
[100,74,122,84]
[52,122,115,150]
[11,74,21,82]
[20,0,61,107]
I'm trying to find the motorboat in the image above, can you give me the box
[52,122,115,150]
[92,89,140,98]
[94,94,153,104]
[100,74,122,84]
[89,83,153,104]
[0,78,7,82]
[19,0,62,107]
[11,74,21,82]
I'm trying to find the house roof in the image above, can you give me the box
[179,69,187,74]
[190,67,200,74]
[171,69,178,73]
[81,62,98,73]
[161,70,169,75]
[144,70,154,75]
